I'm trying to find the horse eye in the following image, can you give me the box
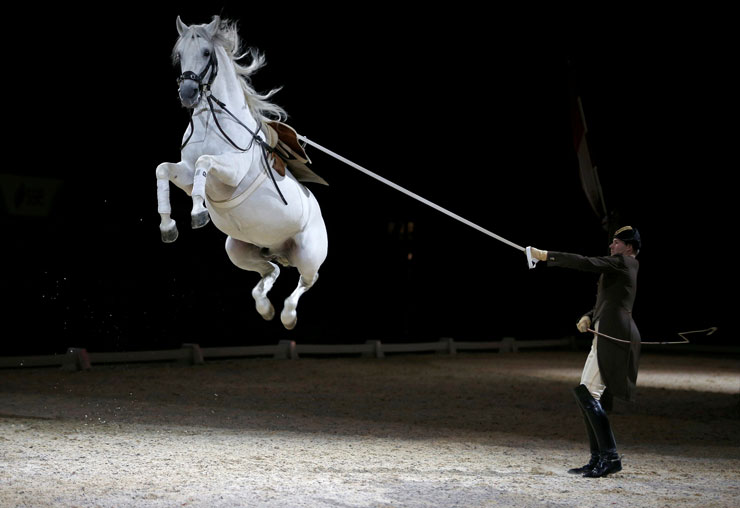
[203,49,211,57]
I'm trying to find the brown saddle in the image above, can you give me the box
[263,121,328,186]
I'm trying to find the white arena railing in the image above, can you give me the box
[0,337,574,371]
[1,337,733,371]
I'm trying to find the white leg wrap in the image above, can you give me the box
[157,178,171,214]
[192,167,207,200]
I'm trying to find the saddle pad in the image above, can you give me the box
[264,121,328,186]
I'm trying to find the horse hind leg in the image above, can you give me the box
[252,265,280,321]
[281,274,317,330]
[280,208,328,330]
[225,237,280,321]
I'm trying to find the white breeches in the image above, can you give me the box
[581,321,607,400]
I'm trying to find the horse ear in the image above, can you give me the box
[176,16,188,35]
[205,16,220,37]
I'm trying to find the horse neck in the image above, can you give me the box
[209,48,260,133]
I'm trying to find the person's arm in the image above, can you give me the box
[541,251,625,274]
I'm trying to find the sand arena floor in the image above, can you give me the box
[1,350,738,507]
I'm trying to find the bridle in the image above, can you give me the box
[177,50,218,97]
[177,51,288,205]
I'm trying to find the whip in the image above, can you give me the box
[587,327,717,345]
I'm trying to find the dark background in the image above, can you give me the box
[2,4,730,354]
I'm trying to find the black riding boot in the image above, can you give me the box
[567,406,599,474]
[573,384,622,478]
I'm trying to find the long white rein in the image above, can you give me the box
[298,135,532,256]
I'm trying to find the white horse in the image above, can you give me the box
[155,16,328,330]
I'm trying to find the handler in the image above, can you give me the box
[528,226,641,478]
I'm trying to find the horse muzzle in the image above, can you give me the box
[177,54,217,109]
[178,79,201,108]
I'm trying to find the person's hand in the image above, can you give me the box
[576,315,592,333]
[529,247,548,262]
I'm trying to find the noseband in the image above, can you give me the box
[177,51,218,97]
[177,51,288,205]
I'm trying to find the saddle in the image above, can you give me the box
[263,121,328,186]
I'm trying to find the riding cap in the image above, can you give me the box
[614,226,641,251]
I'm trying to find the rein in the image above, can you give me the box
[178,53,288,205]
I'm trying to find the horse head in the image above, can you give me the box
[174,16,220,108]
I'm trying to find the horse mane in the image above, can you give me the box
[173,17,287,123]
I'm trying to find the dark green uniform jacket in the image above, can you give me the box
[547,252,641,401]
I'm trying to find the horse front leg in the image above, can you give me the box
[156,161,193,243]
[190,164,210,229]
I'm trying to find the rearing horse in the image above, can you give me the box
[155,16,328,330]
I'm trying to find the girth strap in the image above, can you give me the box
[208,171,268,210]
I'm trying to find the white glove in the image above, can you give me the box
[529,247,548,262]
[576,315,592,333]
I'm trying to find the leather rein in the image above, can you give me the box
[177,53,288,205]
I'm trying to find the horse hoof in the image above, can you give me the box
[256,300,275,321]
[160,224,179,243]
[281,309,297,330]
[191,210,210,229]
